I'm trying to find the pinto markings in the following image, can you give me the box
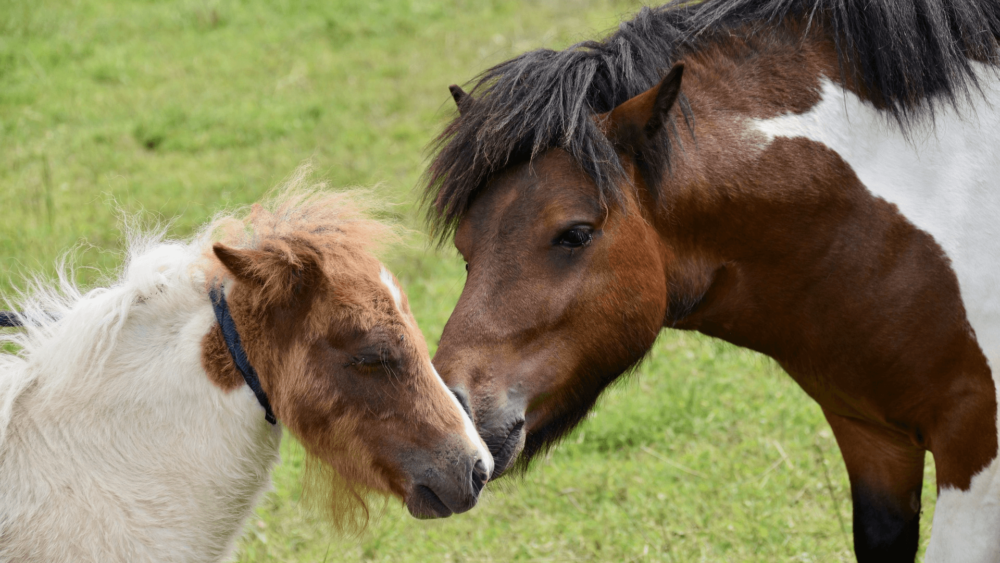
[755,67,1000,562]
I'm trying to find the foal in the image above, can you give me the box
[0,185,491,562]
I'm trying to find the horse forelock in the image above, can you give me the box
[424,5,690,243]
[424,0,1000,240]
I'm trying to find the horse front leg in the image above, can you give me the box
[923,390,1000,563]
[824,410,925,563]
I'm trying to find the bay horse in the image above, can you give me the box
[0,178,492,562]
[425,1,1000,561]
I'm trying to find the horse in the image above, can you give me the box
[423,1,1000,561]
[0,177,492,562]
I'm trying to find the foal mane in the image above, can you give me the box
[424,0,1000,239]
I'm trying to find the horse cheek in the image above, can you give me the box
[605,217,668,357]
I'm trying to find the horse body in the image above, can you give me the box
[753,65,1000,561]
[673,51,1000,561]
[1,185,492,562]
[426,2,1000,560]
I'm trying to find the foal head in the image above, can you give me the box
[202,190,491,522]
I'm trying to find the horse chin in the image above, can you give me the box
[405,485,455,519]
[487,419,526,479]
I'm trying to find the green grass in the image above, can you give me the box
[0,0,939,560]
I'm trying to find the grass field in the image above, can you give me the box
[1,0,940,560]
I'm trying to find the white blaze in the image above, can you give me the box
[755,65,1000,562]
[378,265,494,476]
[432,364,495,478]
[379,266,403,311]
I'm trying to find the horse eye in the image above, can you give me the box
[555,227,593,249]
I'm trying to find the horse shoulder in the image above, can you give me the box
[753,64,1000,369]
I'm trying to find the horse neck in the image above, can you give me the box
[657,32,995,384]
[0,244,282,562]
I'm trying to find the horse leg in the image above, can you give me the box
[923,395,1000,563]
[824,411,925,563]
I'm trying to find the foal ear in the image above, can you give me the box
[449,84,470,115]
[213,244,266,285]
[213,238,324,303]
[606,63,684,146]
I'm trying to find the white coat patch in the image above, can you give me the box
[755,64,1000,562]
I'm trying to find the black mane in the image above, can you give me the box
[424,0,1000,237]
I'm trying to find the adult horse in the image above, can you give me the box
[0,180,492,562]
[425,1,1000,561]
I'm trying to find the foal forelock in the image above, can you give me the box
[205,174,397,287]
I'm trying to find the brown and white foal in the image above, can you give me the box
[0,186,491,562]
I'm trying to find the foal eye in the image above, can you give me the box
[554,227,594,249]
[344,355,380,369]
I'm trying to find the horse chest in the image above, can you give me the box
[755,66,1000,375]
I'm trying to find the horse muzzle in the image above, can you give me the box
[482,416,525,479]
[449,385,527,480]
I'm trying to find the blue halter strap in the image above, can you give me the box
[209,286,277,425]
[0,312,23,328]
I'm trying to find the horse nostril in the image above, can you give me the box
[451,387,473,418]
[471,458,488,495]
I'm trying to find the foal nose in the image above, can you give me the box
[405,446,490,519]
[472,458,489,495]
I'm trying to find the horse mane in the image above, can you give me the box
[424,0,1000,239]
[0,169,394,531]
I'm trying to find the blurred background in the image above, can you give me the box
[0,0,937,560]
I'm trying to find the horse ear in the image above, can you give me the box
[213,239,324,302]
[449,84,470,114]
[644,63,683,138]
[606,63,684,147]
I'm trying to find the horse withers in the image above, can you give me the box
[0,176,492,562]
[426,1,1000,561]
